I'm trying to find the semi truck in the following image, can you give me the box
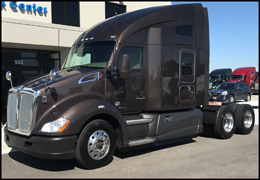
[209,68,232,89]
[229,67,256,90]
[252,72,258,94]
[4,3,255,169]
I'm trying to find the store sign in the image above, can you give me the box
[1,1,47,13]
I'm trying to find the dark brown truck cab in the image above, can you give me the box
[4,3,255,169]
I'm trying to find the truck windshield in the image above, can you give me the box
[230,75,244,80]
[63,41,115,69]
[209,74,220,80]
[216,83,235,89]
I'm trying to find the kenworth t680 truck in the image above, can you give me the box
[4,3,255,169]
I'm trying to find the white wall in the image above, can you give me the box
[1,1,52,23]
[122,1,171,12]
[79,2,106,29]
[2,17,86,47]
[79,1,171,29]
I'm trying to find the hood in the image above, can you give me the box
[210,89,224,93]
[210,88,235,95]
[20,67,102,90]
[210,89,231,93]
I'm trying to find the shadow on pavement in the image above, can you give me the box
[7,138,196,171]
[114,138,196,159]
[8,151,76,171]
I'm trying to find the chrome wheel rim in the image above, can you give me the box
[244,110,253,129]
[223,113,234,133]
[88,130,110,160]
[247,95,250,101]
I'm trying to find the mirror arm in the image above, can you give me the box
[42,69,57,104]
[42,75,49,103]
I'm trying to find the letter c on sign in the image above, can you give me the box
[9,1,17,8]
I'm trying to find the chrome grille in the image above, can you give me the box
[18,93,34,133]
[7,93,17,130]
[6,87,39,136]
[212,92,220,96]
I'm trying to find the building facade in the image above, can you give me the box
[1,1,171,121]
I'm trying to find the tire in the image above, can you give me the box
[75,119,116,169]
[245,94,251,102]
[228,103,239,111]
[235,104,255,134]
[229,95,235,102]
[214,106,236,139]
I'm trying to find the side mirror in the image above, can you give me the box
[49,69,57,82]
[119,54,130,79]
[6,71,13,88]
[54,60,60,71]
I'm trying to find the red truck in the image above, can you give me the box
[252,72,258,94]
[229,67,256,91]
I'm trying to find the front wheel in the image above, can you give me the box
[75,119,116,169]
[229,95,235,102]
[245,94,251,102]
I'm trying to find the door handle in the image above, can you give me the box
[136,95,145,100]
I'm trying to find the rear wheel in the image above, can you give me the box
[214,106,236,139]
[235,104,255,134]
[75,119,116,169]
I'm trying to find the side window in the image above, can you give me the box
[116,47,143,69]
[181,53,194,76]
[176,25,193,36]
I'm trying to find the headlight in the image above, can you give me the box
[221,91,228,95]
[41,118,70,133]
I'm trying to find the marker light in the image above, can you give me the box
[41,118,70,133]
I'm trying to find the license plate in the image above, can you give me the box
[213,97,217,100]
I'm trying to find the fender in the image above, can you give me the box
[35,99,129,147]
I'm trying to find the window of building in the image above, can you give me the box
[176,25,193,36]
[105,2,126,19]
[52,1,80,27]
[116,47,143,69]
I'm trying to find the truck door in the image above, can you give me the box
[178,50,196,104]
[107,45,146,114]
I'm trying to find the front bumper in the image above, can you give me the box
[4,126,77,160]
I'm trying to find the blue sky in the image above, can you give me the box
[171,1,259,73]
